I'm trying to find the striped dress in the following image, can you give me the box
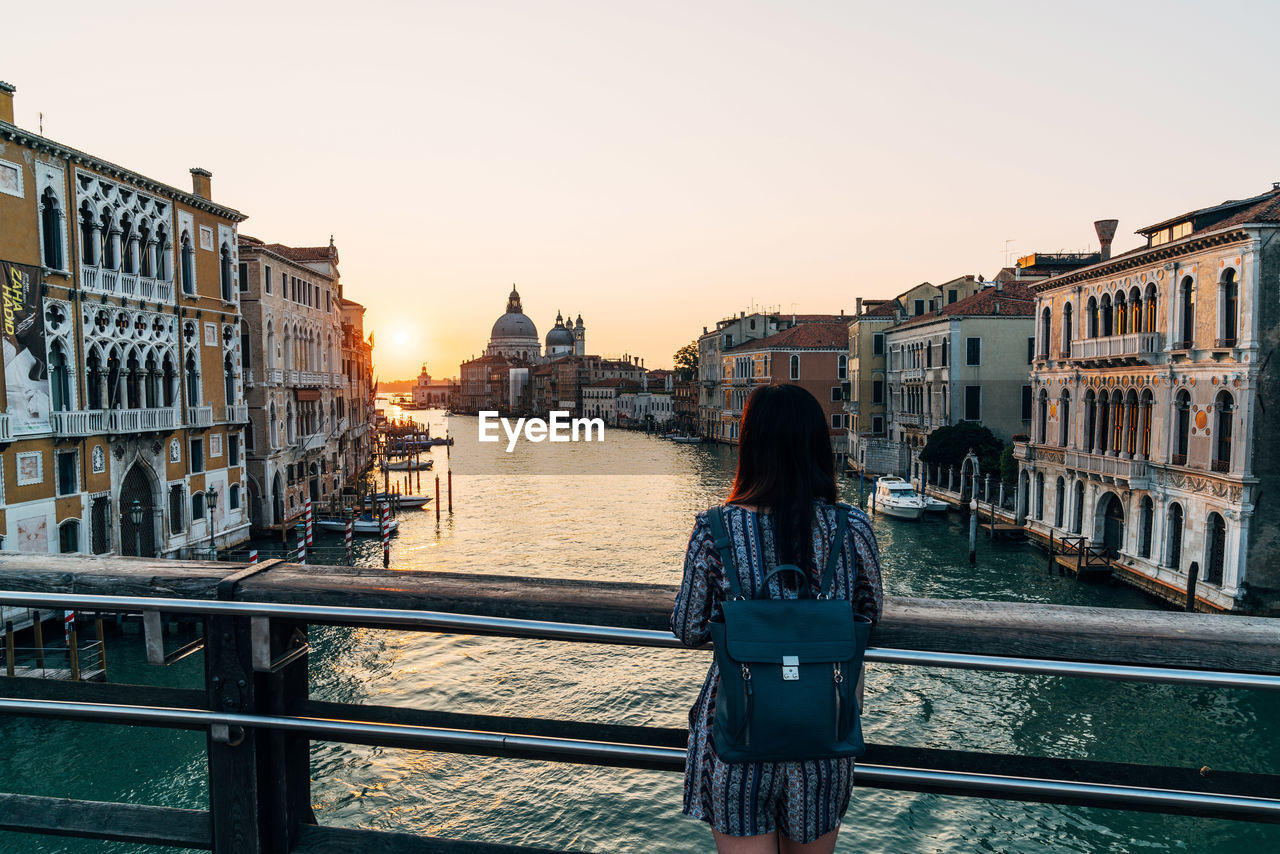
[671,501,884,843]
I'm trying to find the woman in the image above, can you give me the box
[672,384,883,854]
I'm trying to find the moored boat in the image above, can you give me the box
[369,492,433,509]
[670,435,703,444]
[873,477,925,520]
[382,458,434,471]
[315,515,400,535]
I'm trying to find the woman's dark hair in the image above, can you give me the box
[727,383,837,572]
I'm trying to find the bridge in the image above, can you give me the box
[0,553,1277,852]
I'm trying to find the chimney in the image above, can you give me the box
[1095,219,1119,261]
[995,280,1003,292]
[190,167,212,199]
[0,81,14,126]
[856,297,863,315]
[993,300,1001,315]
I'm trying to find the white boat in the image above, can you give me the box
[873,477,925,520]
[923,495,949,514]
[670,435,703,444]
[370,492,433,509]
[315,515,400,535]
[382,458,434,471]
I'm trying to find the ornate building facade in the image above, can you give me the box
[1016,195,1280,612]
[0,81,250,556]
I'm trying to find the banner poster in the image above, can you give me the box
[1,259,49,435]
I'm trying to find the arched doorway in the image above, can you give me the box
[1206,513,1227,585]
[272,471,285,527]
[248,477,262,531]
[1096,492,1125,556]
[1072,480,1084,534]
[119,463,156,557]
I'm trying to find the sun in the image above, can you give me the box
[393,331,410,346]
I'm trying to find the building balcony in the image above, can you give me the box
[50,410,107,437]
[187,406,214,428]
[844,400,860,415]
[80,264,174,305]
[300,431,329,452]
[1069,332,1162,366]
[1064,448,1149,488]
[1013,440,1031,461]
[223,404,250,424]
[902,368,925,383]
[265,369,284,385]
[244,369,255,388]
[0,412,9,442]
[108,407,179,432]
[119,273,138,297]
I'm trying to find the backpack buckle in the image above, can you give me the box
[782,655,799,681]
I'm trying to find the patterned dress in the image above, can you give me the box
[671,501,884,843]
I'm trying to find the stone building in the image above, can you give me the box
[716,322,850,445]
[411,365,452,407]
[884,281,1038,479]
[237,236,347,531]
[0,80,250,556]
[1016,194,1280,612]
[339,298,374,482]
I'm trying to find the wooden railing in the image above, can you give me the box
[0,554,1277,853]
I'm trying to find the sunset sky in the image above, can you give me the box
[5,0,1277,380]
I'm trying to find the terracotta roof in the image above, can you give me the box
[727,322,849,351]
[1139,187,1280,236]
[789,313,848,323]
[585,377,641,389]
[896,283,1037,328]
[863,300,901,317]
[258,244,334,262]
[1200,189,1280,232]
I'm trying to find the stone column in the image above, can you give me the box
[948,466,955,492]
[984,474,991,503]
[1120,399,1133,459]
[1135,401,1149,461]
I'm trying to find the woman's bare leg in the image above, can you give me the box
[714,828,780,853]
[779,826,840,854]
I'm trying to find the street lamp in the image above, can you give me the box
[206,485,219,558]
[129,500,144,558]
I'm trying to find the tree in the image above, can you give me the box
[999,444,1018,485]
[673,340,698,382]
[919,422,1005,478]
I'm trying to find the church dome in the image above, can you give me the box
[490,287,538,340]
[546,312,575,349]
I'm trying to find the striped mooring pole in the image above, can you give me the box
[248,549,258,565]
[381,505,391,568]
[344,514,354,567]
[296,522,307,565]
[304,498,314,548]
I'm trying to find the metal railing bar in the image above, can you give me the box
[2,590,1278,690]
[1,697,1278,823]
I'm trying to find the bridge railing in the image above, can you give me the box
[0,553,1278,853]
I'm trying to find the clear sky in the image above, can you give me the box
[4,0,1277,380]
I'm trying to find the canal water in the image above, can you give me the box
[2,408,1277,853]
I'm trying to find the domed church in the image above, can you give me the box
[483,286,585,363]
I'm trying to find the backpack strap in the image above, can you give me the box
[819,505,849,597]
[705,506,745,600]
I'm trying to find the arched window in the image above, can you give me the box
[837,354,847,380]
[1219,269,1238,347]
[219,244,234,302]
[229,484,241,511]
[49,341,71,411]
[162,355,177,407]
[1059,389,1070,447]
[1140,389,1154,459]
[1039,307,1051,358]
[1062,302,1073,355]
[1034,472,1045,520]
[266,321,275,369]
[224,353,236,406]
[126,350,142,409]
[185,351,200,405]
[1071,480,1084,534]
[1214,391,1234,472]
[1054,476,1065,528]
[286,402,296,443]
[144,353,159,408]
[1083,389,1096,453]
[1125,389,1139,456]
[1173,390,1191,465]
[1144,284,1157,334]
[1086,297,1098,338]
[1128,287,1141,334]
[100,209,118,270]
[789,354,800,380]
[41,188,63,270]
[1178,276,1194,348]
[1111,390,1124,453]
[1096,389,1110,453]
[79,202,97,266]
[941,338,949,366]
[1036,389,1048,444]
[120,215,136,275]
[1205,512,1226,585]
[139,222,153,277]
[59,519,81,554]
[155,225,170,280]
[1167,503,1184,570]
[1114,291,1126,335]
[1100,294,1113,337]
[1138,496,1153,559]
[180,232,196,295]
[86,349,103,410]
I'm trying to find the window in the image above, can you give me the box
[1034,472,1045,520]
[872,415,884,433]
[1219,269,1238,346]
[1138,497,1153,559]
[914,299,925,316]
[1178,276,1194,348]
[190,438,204,473]
[238,262,248,293]
[789,354,800,380]
[872,378,884,405]
[56,451,78,496]
[59,520,80,554]
[169,484,186,533]
[265,264,272,294]
[831,413,842,429]
[926,343,933,368]
[1167,502,1184,570]
[41,188,64,270]
[966,337,981,366]
[964,385,981,421]
[1173,390,1191,465]
[941,338,948,366]
[229,483,241,511]
[1206,513,1226,585]
[872,333,884,356]
[948,289,958,304]
[1027,337,1035,364]
[1214,391,1234,471]
[1036,390,1048,443]
[830,386,841,402]
[1054,477,1065,528]
[180,232,195,295]
[192,491,206,521]
[229,433,241,467]
[1021,385,1032,421]
[220,244,234,301]
[838,354,847,380]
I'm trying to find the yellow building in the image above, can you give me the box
[0,81,251,557]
